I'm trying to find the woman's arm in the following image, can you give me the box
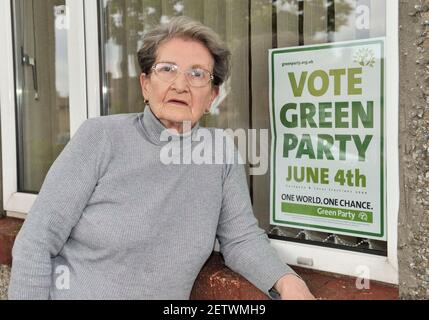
[216,147,313,299]
[8,118,111,300]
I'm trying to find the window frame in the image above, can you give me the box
[270,0,399,284]
[0,0,89,218]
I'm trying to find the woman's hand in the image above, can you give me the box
[274,274,316,300]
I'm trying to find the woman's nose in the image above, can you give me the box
[171,72,189,92]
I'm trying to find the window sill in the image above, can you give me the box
[0,217,22,266]
[190,252,399,300]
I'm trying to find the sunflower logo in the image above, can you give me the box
[353,48,376,68]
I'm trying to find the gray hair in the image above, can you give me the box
[137,16,231,87]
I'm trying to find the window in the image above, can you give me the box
[0,0,87,217]
[98,0,398,283]
[261,0,387,255]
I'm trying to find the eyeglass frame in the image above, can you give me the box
[150,62,214,88]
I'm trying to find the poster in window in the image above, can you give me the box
[269,38,386,240]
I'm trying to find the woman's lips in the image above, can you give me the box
[166,99,189,106]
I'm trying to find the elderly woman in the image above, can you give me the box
[8,16,314,300]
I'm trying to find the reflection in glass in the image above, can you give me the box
[12,0,70,193]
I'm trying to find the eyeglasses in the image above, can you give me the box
[151,62,214,88]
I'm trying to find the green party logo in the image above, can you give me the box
[353,48,376,67]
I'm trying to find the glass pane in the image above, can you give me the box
[99,0,387,255]
[99,0,145,115]
[12,0,70,193]
[252,0,387,255]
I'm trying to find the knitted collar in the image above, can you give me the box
[139,106,201,146]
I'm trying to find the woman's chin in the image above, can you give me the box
[161,107,195,124]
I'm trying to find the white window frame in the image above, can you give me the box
[271,0,399,285]
[84,0,102,119]
[0,0,88,218]
[1,0,399,284]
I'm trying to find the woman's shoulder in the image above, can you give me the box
[72,114,141,145]
[82,113,140,132]
[90,113,139,125]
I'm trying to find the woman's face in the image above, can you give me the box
[140,37,219,132]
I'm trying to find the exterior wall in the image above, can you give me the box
[0,128,4,217]
[398,0,429,300]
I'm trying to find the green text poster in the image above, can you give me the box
[269,39,386,240]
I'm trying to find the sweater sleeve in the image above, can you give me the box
[8,118,111,300]
[216,152,298,298]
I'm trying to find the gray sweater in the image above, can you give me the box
[8,106,295,300]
